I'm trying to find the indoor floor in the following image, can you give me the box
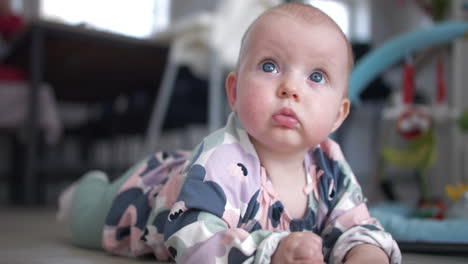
[1,206,467,264]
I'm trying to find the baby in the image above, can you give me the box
[58,3,401,264]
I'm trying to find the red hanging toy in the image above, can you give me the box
[396,57,431,140]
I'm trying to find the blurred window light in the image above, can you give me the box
[349,0,371,42]
[40,0,170,38]
[306,0,371,42]
[10,0,23,14]
[307,0,350,36]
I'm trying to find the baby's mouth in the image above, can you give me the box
[272,107,299,128]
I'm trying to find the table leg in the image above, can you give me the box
[144,60,179,154]
[24,26,44,205]
[208,48,225,132]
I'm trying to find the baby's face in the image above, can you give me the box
[227,11,350,154]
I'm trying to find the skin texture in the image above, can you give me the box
[225,3,389,263]
[344,244,390,264]
[272,232,324,264]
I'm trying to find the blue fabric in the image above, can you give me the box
[370,203,468,243]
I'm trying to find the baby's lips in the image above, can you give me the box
[272,113,299,128]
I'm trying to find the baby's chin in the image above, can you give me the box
[253,134,313,153]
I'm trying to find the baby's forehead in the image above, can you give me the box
[242,4,331,40]
[265,4,333,27]
[264,6,353,72]
[239,4,353,73]
[250,6,346,47]
[246,8,337,45]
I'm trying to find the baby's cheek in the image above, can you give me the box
[239,104,265,133]
[237,80,271,132]
[305,116,338,145]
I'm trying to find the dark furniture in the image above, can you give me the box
[2,20,169,204]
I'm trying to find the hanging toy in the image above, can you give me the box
[432,55,454,122]
[381,55,442,218]
[396,57,432,140]
[436,57,446,104]
[402,56,415,105]
[396,107,432,140]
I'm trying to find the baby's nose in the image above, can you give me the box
[277,79,300,101]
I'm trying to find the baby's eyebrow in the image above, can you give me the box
[312,56,339,70]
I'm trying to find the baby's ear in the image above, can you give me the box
[225,72,238,111]
[331,97,350,133]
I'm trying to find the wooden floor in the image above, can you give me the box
[1,206,467,264]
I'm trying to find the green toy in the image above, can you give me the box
[381,127,436,202]
[458,108,468,132]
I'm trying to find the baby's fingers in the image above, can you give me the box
[294,260,325,264]
[293,237,323,262]
[294,250,324,263]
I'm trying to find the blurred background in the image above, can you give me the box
[0,0,467,212]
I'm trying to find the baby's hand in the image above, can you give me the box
[272,232,324,264]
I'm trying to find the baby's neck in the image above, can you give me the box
[267,166,306,192]
[254,145,309,219]
[263,159,309,220]
[251,138,308,183]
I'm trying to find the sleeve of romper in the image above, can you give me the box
[314,140,401,264]
[163,160,289,263]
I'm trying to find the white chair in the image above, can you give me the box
[144,0,281,154]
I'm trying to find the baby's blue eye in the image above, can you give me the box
[262,62,276,73]
[310,72,324,83]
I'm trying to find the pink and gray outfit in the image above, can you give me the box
[69,112,401,264]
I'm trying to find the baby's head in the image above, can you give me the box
[225,3,353,153]
[239,3,353,92]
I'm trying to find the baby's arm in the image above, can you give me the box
[165,208,290,263]
[320,177,400,264]
[314,139,401,264]
[344,243,389,264]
